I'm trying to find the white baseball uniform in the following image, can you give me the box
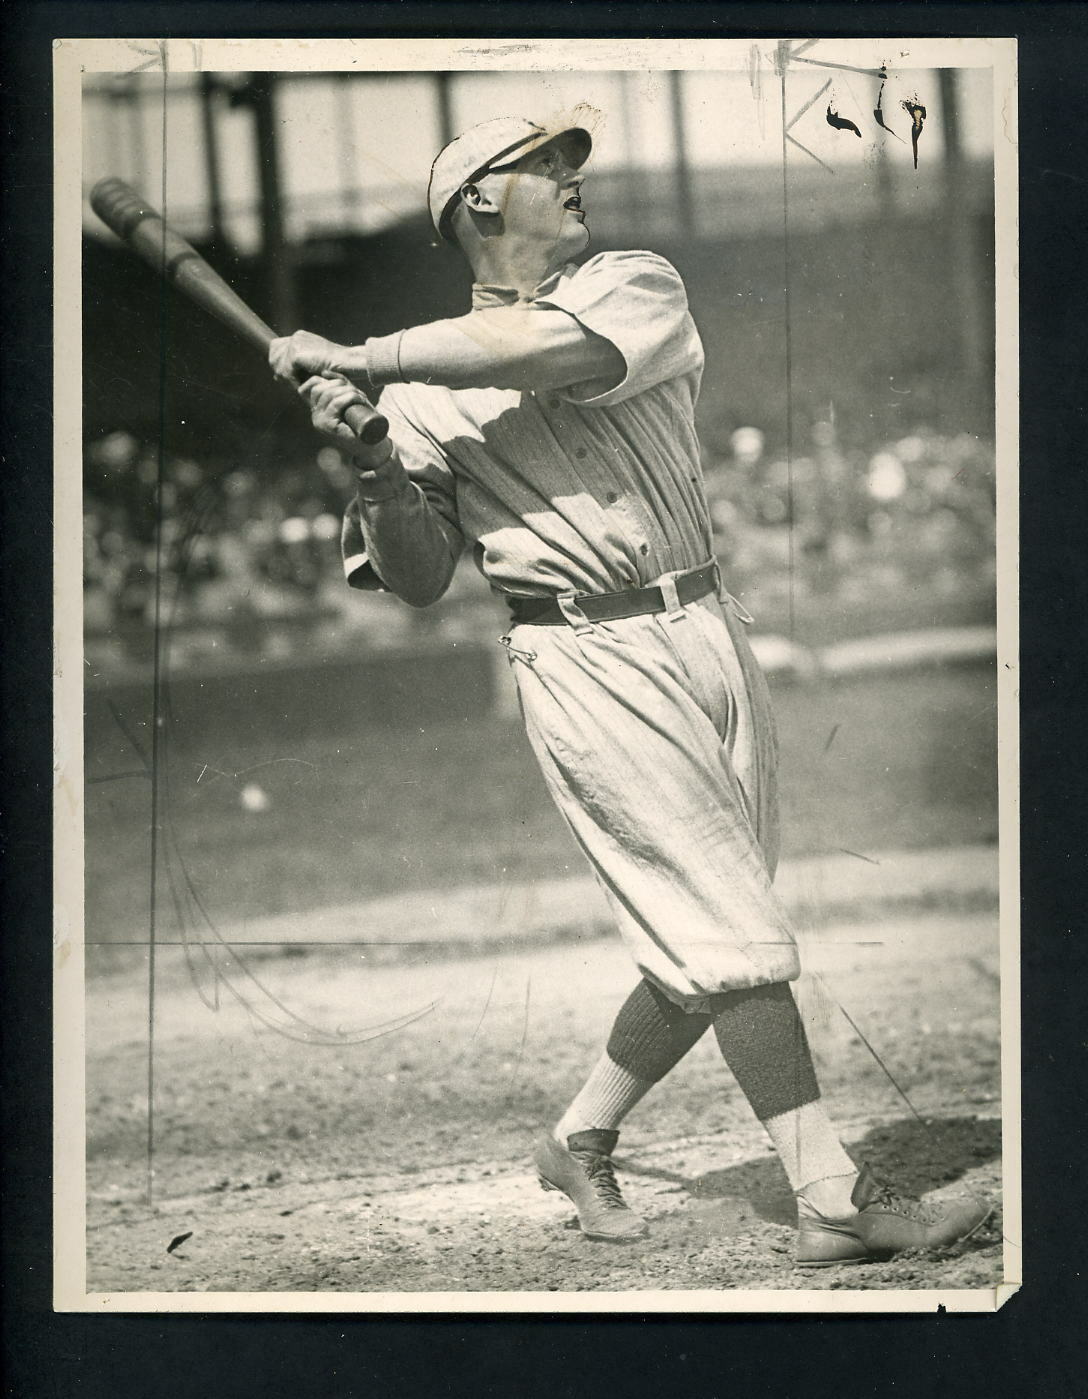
[341,250,801,1008]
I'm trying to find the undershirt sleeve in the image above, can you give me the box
[341,387,464,593]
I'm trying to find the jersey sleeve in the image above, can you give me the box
[342,385,464,592]
[534,250,704,408]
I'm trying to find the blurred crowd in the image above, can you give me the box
[83,420,997,670]
[701,419,997,614]
[83,431,474,669]
[84,431,351,631]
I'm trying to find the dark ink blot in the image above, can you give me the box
[873,106,895,134]
[873,75,903,140]
[826,105,862,138]
[166,1231,193,1254]
[902,97,927,169]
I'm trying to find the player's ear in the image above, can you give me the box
[460,181,502,219]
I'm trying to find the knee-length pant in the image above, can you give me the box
[507,591,801,1011]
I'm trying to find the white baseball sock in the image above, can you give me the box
[762,1100,859,1215]
[554,1052,654,1141]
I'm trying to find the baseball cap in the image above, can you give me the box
[428,116,592,242]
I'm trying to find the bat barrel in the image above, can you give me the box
[90,177,161,241]
[91,177,278,352]
[90,176,389,442]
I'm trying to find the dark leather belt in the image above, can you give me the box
[505,561,719,626]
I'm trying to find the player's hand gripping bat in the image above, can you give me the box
[89,177,389,445]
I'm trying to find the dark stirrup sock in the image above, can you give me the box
[606,976,714,1082]
[709,982,820,1121]
[709,982,856,1192]
[553,978,712,1140]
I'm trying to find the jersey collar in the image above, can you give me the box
[471,264,575,310]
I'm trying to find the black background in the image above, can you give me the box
[4,4,1086,1396]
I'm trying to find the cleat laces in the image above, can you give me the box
[870,1182,946,1224]
[572,1149,627,1209]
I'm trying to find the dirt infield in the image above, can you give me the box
[83,908,1006,1300]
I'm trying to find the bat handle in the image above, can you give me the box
[343,399,389,446]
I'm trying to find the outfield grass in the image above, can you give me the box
[84,659,998,945]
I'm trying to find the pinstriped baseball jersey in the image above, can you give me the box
[341,250,713,599]
[339,247,800,1005]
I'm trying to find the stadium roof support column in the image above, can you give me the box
[434,73,455,152]
[668,70,695,242]
[336,74,363,226]
[938,68,988,432]
[198,74,227,248]
[248,72,298,331]
[124,76,148,187]
[616,73,642,233]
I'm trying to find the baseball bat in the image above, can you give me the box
[89,177,389,445]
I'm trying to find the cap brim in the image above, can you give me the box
[439,126,593,240]
[485,126,593,173]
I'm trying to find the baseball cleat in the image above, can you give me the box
[795,1162,992,1267]
[533,1129,649,1242]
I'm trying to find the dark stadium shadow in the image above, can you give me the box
[621,1114,1002,1228]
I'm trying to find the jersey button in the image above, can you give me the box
[639,543,649,556]
[606,491,619,504]
[575,448,588,460]
[548,397,560,409]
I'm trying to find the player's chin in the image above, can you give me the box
[559,217,591,257]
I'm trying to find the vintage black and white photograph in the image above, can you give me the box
[54,35,1019,1311]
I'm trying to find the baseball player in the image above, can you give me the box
[270,116,989,1267]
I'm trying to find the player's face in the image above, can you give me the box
[479,136,590,260]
